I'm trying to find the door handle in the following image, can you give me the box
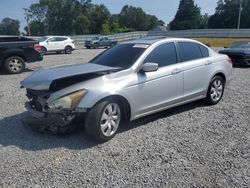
[171,68,182,75]
[205,60,213,65]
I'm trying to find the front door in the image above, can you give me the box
[127,42,184,118]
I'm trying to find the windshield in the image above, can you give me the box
[230,42,250,49]
[90,44,148,69]
[38,36,49,42]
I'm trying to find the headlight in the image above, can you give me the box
[48,90,87,110]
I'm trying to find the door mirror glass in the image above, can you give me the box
[141,62,158,72]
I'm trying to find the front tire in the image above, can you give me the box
[4,56,25,74]
[204,76,225,105]
[85,99,122,142]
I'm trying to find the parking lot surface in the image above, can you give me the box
[0,48,249,187]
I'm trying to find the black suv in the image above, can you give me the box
[0,36,43,74]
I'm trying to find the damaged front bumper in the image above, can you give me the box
[23,102,78,132]
[23,88,88,132]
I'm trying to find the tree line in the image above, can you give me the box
[170,0,250,30]
[0,0,249,36]
[1,0,164,36]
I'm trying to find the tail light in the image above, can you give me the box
[34,44,41,53]
[227,58,233,64]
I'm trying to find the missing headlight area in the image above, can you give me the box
[26,89,50,112]
[25,89,81,133]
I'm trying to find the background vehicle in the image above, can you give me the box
[219,41,250,66]
[85,36,117,49]
[0,36,43,74]
[39,36,75,55]
[21,38,232,141]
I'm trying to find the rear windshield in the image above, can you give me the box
[230,42,250,49]
[90,44,148,68]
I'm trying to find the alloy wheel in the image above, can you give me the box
[100,103,121,137]
[8,58,23,73]
[210,79,223,102]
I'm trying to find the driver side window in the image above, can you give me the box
[143,42,177,68]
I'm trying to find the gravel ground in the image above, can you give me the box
[0,48,249,188]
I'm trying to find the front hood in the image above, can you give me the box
[21,63,119,90]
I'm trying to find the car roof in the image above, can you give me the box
[43,36,69,38]
[124,36,202,45]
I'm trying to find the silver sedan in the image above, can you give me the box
[21,37,233,141]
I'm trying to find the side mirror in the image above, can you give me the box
[224,46,228,49]
[141,62,158,72]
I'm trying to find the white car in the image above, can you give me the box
[38,36,75,55]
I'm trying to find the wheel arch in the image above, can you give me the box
[205,71,227,96]
[213,72,226,82]
[3,51,26,62]
[65,45,72,49]
[41,46,47,50]
[92,95,131,122]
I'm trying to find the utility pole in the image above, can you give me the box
[23,8,31,36]
[237,0,243,29]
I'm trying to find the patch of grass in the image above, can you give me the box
[193,38,250,47]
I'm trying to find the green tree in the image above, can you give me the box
[119,5,147,31]
[169,0,203,30]
[208,0,250,28]
[119,5,164,31]
[89,4,110,34]
[0,18,20,35]
[101,21,110,34]
[26,0,164,35]
[24,20,46,36]
[200,13,210,29]
[109,14,130,33]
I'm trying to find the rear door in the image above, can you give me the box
[177,41,211,99]
[53,37,68,50]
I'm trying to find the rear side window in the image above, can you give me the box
[143,42,177,67]
[199,44,209,57]
[48,37,57,42]
[55,37,67,42]
[178,42,203,62]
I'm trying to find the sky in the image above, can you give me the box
[0,0,218,31]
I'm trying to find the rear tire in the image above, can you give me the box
[41,46,47,55]
[85,99,122,142]
[93,43,99,49]
[4,56,25,74]
[204,76,225,105]
[65,46,72,54]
